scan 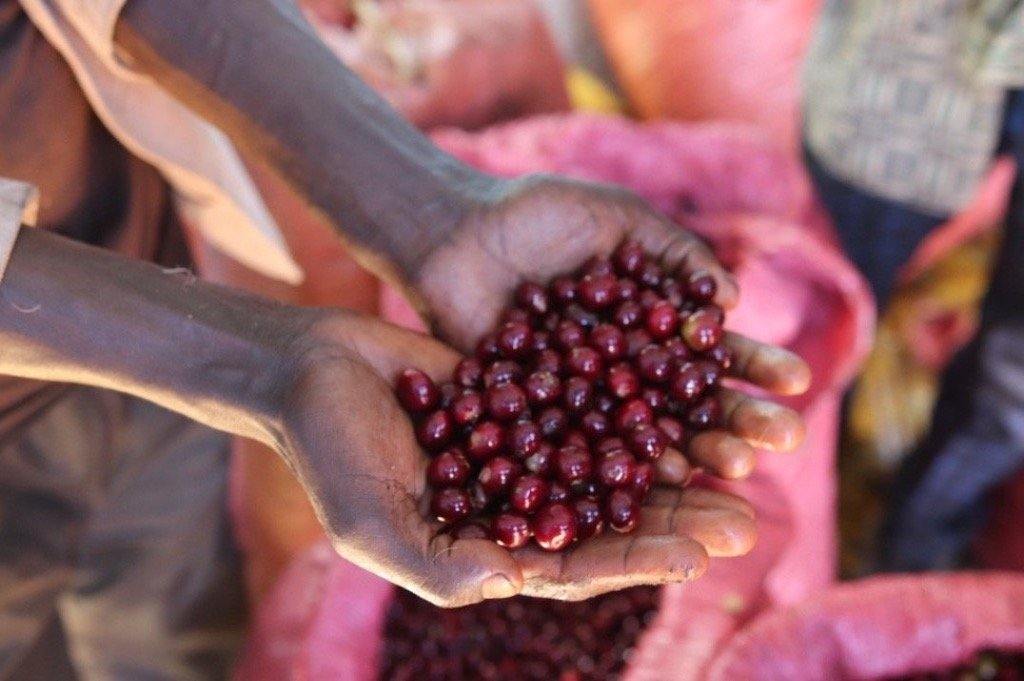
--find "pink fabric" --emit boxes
[237,115,874,680]
[706,573,1024,680]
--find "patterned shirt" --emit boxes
[804,0,1024,216]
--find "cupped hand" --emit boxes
[415,175,811,478]
[277,311,766,607]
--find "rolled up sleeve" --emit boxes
[0,179,39,284]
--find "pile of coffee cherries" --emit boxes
[893,651,1024,681]
[395,239,729,551]
[379,586,660,680]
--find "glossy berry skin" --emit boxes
[547,481,570,504]
[555,320,586,350]
[663,337,691,360]
[660,277,684,308]
[682,309,723,352]
[573,498,605,539]
[578,273,618,310]
[524,442,555,476]
[507,421,541,458]
[637,345,672,383]
[564,303,599,331]
[626,424,668,460]
[501,308,531,325]
[582,255,615,277]
[536,407,567,440]
[532,503,577,551]
[687,395,723,430]
[491,513,531,549]
[533,349,562,375]
[597,450,637,488]
[497,321,534,359]
[638,261,663,289]
[566,347,604,380]
[515,281,549,315]
[607,363,641,399]
[613,239,645,276]
[510,474,550,514]
[617,278,640,302]
[475,333,500,361]
[431,487,471,524]
[396,368,439,413]
[669,362,705,402]
[625,329,654,358]
[604,489,640,533]
[450,390,484,427]
[416,410,452,451]
[630,462,654,498]
[657,416,685,448]
[580,410,611,441]
[589,324,626,360]
[571,479,601,499]
[549,277,577,305]
[705,344,734,370]
[482,360,522,388]
[438,382,459,410]
[466,421,504,461]
[612,300,643,329]
[486,383,528,422]
[688,270,718,303]
[696,359,723,388]
[641,387,668,412]
[522,371,560,407]
[595,393,617,415]
[615,399,654,433]
[563,429,589,449]
[554,445,593,485]
[562,377,594,415]
[427,449,471,487]
[646,301,680,340]
[477,457,520,496]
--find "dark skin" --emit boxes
[0,0,809,607]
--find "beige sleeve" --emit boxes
[0,179,40,284]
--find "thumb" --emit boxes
[414,536,524,608]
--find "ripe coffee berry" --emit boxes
[395,239,729,552]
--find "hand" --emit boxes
[276,311,761,607]
[415,175,811,475]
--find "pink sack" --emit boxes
[706,573,1024,680]
[587,0,822,153]
[237,115,873,680]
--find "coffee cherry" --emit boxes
[638,261,663,289]
[416,410,453,451]
[589,323,626,360]
[467,421,504,461]
[562,376,594,415]
[515,281,549,315]
[597,450,637,488]
[613,239,646,276]
[596,437,627,455]
[607,363,641,399]
[630,462,654,498]
[580,410,611,441]
[497,321,534,359]
[578,273,618,310]
[573,498,605,539]
[547,481,570,504]
[536,407,568,440]
[475,333,501,361]
[687,395,723,430]
[450,390,484,427]
[533,349,562,375]
[682,309,723,352]
[688,270,718,303]
[605,489,640,533]
[705,344,733,370]
[478,456,520,496]
[641,387,668,412]
[645,301,680,340]
[427,449,471,487]
[491,513,531,548]
[637,345,672,383]
[549,277,577,305]
[555,445,593,485]
[668,362,705,402]
[482,360,522,388]
[617,278,640,301]
[486,383,528,422]
[396,368,439,413]
[612,300,643,329]
[615,399,654,433]
[501,308,531,326]
[507,421,541,458]
[626,424,668,460]
[524,371,561,406]
[431,487,471,524]
[524,441,555,476]
[510,474,549,514]
[555,320,586,350]
[657,416,685,448]
[567,346,603,380]
[532,503,577,551]
[625,329,654,358]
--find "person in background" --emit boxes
[0,0,809,677]
[802,1,1024,570]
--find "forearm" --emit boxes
[114,0,497,282]
[0,229,311,446]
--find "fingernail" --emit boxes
[481,574,518,600]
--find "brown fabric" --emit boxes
[0,0,188,425]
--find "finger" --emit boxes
[347,316,463,385]
[687,431,756,479]
[653,446,693,485]
[724,332,811,396]
[629,211,739,309]
[646,485,756,521]
[408,534,524,608]
[641,501,756,558]
[517,534,709,601]
[719,388,806,453]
